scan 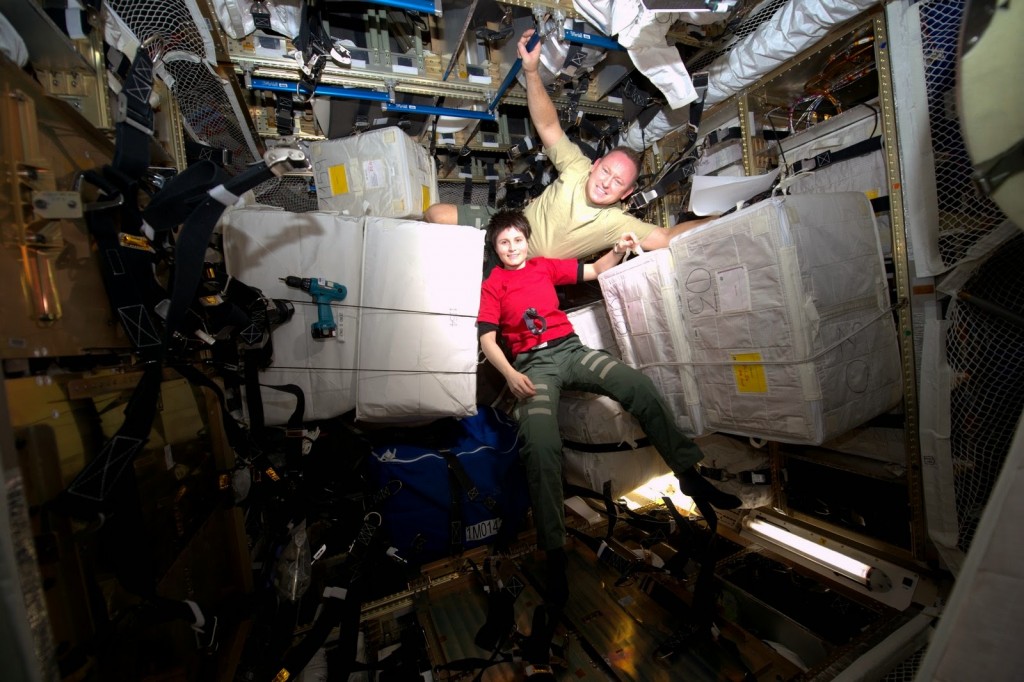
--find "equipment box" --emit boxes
[310,126,438,219]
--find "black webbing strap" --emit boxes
[704,125,742,147]
[791,135,883,174]
[67,150,306,512]
[251,0,273,32]
[276,92,295,136]
[484,161,499,207]
[460,160,474,204]
[112,50,155,179]
[441,450,503,552]
[184,137,232,168]
[354,99,371,131]
[507,135,536,161]
[65,362,163,506]
[277,512,382,681]
[697,463,771,485]
[627,73,709,211]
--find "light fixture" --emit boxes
[744,516,893,593]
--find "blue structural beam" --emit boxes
[250,78,494,121]
[383,102,495,121]
[252,78,389,102]
[364,0,441,16]
[563,29,623,51]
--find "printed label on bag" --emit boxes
[328,164,349,195]
[732,352,768,393]
[363,159,385,189]
[465,517,501,542]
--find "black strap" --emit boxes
[705,125,742,147]
[276,92,295,136]
[697,463,771,486]
[627,73,709,211]
[507,135,536,161]
[485,161,499,207]
[791,136,883,174]
[460,160,474,204]
[112,50,155,179]
[251,0,273,32]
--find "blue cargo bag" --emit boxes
[367,406,531,564]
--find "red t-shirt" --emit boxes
[477,258,582,358]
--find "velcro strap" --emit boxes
[705,126,742,147]
[276,92,294,136]
[252,1,273,32]
[792,136,882,174]
[507,135,534,161]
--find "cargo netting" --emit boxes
[107,0,260,174]
[918,0,1006,270]
[251,174,319,213]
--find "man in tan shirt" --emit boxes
[424,29,709,260]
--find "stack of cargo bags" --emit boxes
[220,126,480,426]
[584,191,902,503]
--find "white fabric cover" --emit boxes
[356,218,481,422]
[693,433,773,509]
[780,105,888,202]
[704,0,878,107]
[310,127,438,219]
[669,192,902,444]
[221,207,363,425]
[599,249,707,436]
[563,444,671,499]
[572,0,699,110]
[211,0,302,40]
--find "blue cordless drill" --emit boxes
[282,276,347,339]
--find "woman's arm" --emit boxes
[480,330,536,399]
[582,233,638,281]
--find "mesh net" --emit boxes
[252,175,320,213]
[107,0,259,175]
[881,643,927,681]
[918,0,1006,270]
[945,233,1024,553]
[438,180,506,208]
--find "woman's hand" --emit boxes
[505,370,537,399]
[612,232,640,256]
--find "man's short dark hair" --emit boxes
[485,209,532,249]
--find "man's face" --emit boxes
[585,151,638,206]
[494,226,529,270]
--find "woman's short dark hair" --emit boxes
[485,209,532,249]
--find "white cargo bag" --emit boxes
[310,127,438,219]
[599,249,707,436]
[356,218,481,422]
[669,192,902,444]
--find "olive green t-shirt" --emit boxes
[523,135,656,259]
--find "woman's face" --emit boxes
[494,226,529,270]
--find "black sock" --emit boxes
[679,468,742,509]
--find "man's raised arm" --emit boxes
[519,30,564,151]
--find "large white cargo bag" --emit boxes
[310,127,438,219]
[221,207,363,425]
[669,192,901,444]
[356,218,481,422]
[598,249,707,437]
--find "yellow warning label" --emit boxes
[865,189,880,200]
[422,185,430,212]
[328,164,349,195]
[272,670,290,682]
[732,353,768,393]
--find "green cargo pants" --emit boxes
[512,335,704,550]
